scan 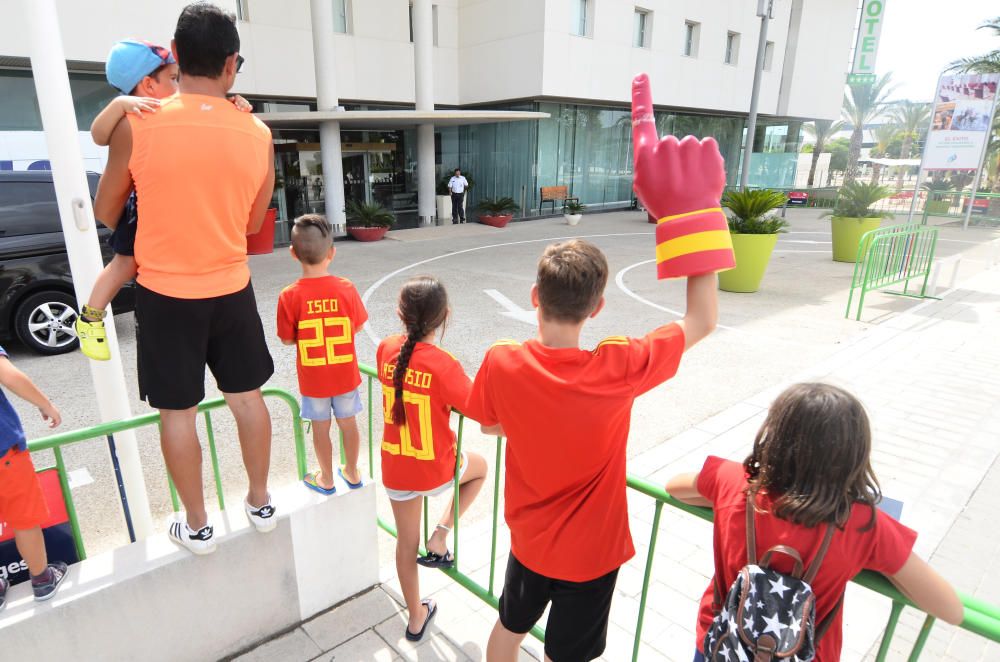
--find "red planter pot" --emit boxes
[478,214,513,228]
[347,226,389,242]
[246,207,278,254]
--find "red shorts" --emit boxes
[0,448,49,530]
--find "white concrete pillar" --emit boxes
[24,0,153,539]
[310,0,347,234]
[413,0,436,226]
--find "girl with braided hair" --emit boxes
[376,276,489,642]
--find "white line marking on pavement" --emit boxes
[484,289,537,325]
[613,260,739,331]
[360,232,653,346]
[67,468,94,490]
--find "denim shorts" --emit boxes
[384,452,468,502]
[301,388,363,421]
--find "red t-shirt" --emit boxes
[276,276,368,397]
[377,335,473,491]
[695,456,917,660]
[465,324,685,582]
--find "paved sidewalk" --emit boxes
[236,263,1000,661]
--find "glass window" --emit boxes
[633,10,650,48]
[432,5,439,46]
[764,40,774,70]
[0,70,115,132]
[725,31,740,65]
[236,0,249,21]
[684,21,699,57]
[408,3,413,42]
[570,0,589,37]
[0,181,61,236]
[334,0,349,34]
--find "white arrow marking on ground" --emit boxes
[67,468,94,490]
[484,289,537,325]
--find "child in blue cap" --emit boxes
[75,39,250,361]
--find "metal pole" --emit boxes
[739,0,772,190]
[310,0,347,235]
[24,0,153,539]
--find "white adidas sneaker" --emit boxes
[168,520,217,555]
[244,495,277,533]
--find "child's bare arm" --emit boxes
[888,553,964,625]
[280,339,295,346]
[481,423,504,436]
[91,96,160,146]
[0,357,61,428]
[665,472,713,507]
[675,272,719,350]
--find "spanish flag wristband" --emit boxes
[654,207,736,279]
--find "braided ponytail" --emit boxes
[390,276,449,427]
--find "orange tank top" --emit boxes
[127,93,272,299]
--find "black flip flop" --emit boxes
[416,550,454,569]
[405,599,437,642]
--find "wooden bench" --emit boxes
[540,185,579,213]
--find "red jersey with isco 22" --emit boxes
[277,276,368,397]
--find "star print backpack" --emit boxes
[702,492,840,662]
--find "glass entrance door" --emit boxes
[342,153,367,209]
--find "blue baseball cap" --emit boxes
[105,40,175,94]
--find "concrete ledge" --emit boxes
[0,481,378,662]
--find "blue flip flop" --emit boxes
[304,471,336,496]
[338,466,364,490]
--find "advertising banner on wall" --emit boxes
[923,73,1000,170]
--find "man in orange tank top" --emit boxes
[93,3,277,554]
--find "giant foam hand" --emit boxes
[631,73,735,279]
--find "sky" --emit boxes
[876,0,998,102]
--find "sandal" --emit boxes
[303,471,336,496]
[405,598,437,642]
[338,466,364,490]
[416,549,454,569]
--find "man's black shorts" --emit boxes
[135,281,274,410]
[498,553,619,662]
[108,191,138,256]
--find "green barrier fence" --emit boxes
[25,387,305,559]
[24,372,1000,660]
[845,223,940,320]
[355,364,1000,660]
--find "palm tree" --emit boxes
[868,124,898,185]
[803,120,843,187]
[842,73,895,184]
[948,16,1000,73]
[889,101,931,189]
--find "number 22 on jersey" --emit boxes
[298,317,353,366]
[381,386,435,461]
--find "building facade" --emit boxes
[2,0,859,229]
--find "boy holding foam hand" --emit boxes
[467,74,731,662]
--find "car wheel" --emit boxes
[14,291,80,355]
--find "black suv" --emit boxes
[0,171,134,355]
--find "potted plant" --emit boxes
[922,180,952,215]
[346,200,395,241]
[476,196,519,228]
[717,189,789,293]
[823,182,894,262]
[564,201,585,226]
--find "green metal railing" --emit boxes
[26,387,305,559]
[920,190,1000,225]
[23,371,1000,659]
[357,363,1000,660]
[846,223,940,320]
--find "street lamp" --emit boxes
[739,0,774,190]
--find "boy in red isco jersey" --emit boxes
[277,215,367,494]
[465,76,722,662]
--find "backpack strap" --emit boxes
[759,546,804,578]
[802,523,836,584]
[745,490,758,565]
[815,593,845,640]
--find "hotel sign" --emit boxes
[851,0,887,77]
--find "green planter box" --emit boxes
[718,233,779,293]
[831,216,882,263]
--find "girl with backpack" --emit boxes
[377,276,490,643]
[666,383,963,661]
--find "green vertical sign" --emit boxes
[851,0,887,75]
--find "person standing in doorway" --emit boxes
[448,168,469,224]
[93,2,277,555]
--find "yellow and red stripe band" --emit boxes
[654,208,735,279]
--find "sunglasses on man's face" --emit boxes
[235,54,245,73]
